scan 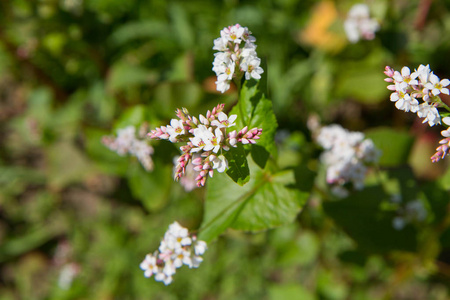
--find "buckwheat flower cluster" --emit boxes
[212,24,263,93]
[316,124,381,198]
[384,64,450,127]
[102,125,154,171]
[344,4,379,43]
[149,104,262,187]
[431,117,450,162]
[139,222,207,285]
[385,65,450,161]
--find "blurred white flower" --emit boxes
[344,4,379,43]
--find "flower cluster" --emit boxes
[149,104,262,187]
[140,222,207,285]
[384,64,449,126]
[431,117,450,162]
[102,125,154,171]
[389,196,427,230]
[384,64,450,161]
[344,4,379,43]
[212,24,264,93]
[316,124,381,198]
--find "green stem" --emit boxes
[435,96,450,112]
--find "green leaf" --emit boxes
[365,127,415,167]
[127,161,172,212]
[224,144,250,185]
[231,79,278,168]
[323,186,418,253]
[199,157,307,242]
[269,284,316,300]
[422,182,450,225]
[335,49,389,104]
[114,105,147,130]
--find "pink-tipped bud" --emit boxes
[384,66,395,77]
[192,157,202,165]
[240,126,248,135]
[241,138,249,144]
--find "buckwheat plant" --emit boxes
[316,124,381,198]
[384,64,450,161]
[149,104,262,187]
[140,221,207,285]
[102,125,154,171]
[212,24,264,93]
[344,4,379,43]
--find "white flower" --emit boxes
[443,117,450,126]
[425,74,450,96]
[241,56,264,80]
[166,119,185,142]
[103,125,154,171]
[212,24,262,93]
[190,125,214,153]
[412,64,431,85]
[202,128,223,153]
[213,37,228,51]
[140,221,207,285]
[194,240,207,256]
[317,124,380,197]
[211,154,228,173]
[417,103,441,126]
[211,112,237,128]
[140,254,158,278]
[393,67,419,86]
[344,4,379,43]
[215,79,231,93]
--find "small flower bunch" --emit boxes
[212,24,264,93]
[140,221,207,285]
[344,4,379,43]
[384,64,450,162]
[102,125,154,171]
[149,104,262,187]
[431,117,450,162]
[384,64,450,126]
[316,124,380,198]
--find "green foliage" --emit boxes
[1,0,450,298]
[323,186,418,253]
[365,127,415,167]
[200,157,308,242]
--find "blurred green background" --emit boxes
[1,0,450,299]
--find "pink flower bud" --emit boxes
[384,66,395,77]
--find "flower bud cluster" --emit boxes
[344,4,379,43]
[316,124,380,198]
[149,104,262,187]
[431,117,450,162]
[102,125,154,171]
[384,64,449,126]
[212,24,263,93]
[140,221,207,285]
